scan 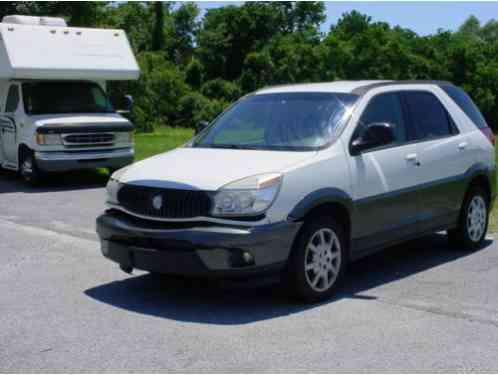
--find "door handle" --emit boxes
[458,142,468,150]
[405,153,421,166]
[405,153,418,161]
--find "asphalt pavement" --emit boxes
[1,169,498,372]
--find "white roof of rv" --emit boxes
[255,81,393,94]
[2,15,67,27]
[0,22,139,81]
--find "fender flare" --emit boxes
[464,162,496,201]
[287,188,353,222]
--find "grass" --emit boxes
[134,126,194,161]
[132,126,498,233]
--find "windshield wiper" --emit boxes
[198,144,256,149]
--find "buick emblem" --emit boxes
[152,194,163,210]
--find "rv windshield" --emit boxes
[193,92,358,151]
[22,81,114,115]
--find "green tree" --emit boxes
[239,51,275,92]
[151,2,166,51]
[200,78,241,102]
[168,2,199,63]
[185,58,204,89]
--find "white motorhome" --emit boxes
[0,15,140,183]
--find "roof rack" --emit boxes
[352,80,454,95]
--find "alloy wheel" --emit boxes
[304,228,342,292]
[467,195,487,242]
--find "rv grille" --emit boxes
[117,184,212,219]
[63,133,114,145]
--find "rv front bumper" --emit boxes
[96,210,302,278]
[34,148,134,172]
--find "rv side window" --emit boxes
[5,86,20,113]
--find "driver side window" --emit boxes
[5,85,20,113]
[357,92,407,144]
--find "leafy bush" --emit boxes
[177,92,228,128]
[200,79,242,102]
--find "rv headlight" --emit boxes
[211,173,282,217]
[36,133,62,145]
[114,131,134,144]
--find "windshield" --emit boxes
[193,92,358,151]
[22,81,114,115]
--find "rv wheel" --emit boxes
[20,150,42,185]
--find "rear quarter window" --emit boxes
[403,91,455,140]
[441,85,488,129]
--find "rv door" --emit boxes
[0,84,20,168]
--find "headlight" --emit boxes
[36,133,62,145]
[114,132,133,144]
[212,173,282,217]
[106,166,131,205]
[106,177,122,205]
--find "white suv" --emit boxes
[97,80,496,302]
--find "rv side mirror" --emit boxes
[115,95,134,114]
[195,121,209,135]
[123,95,134,111]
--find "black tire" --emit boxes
[448,186,489,250]
[286,215,347,303]
[19,149,42,185]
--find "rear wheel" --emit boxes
[19,149,42,185]
[287,215,347,303]
[448,186,489,250]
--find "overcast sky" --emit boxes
[196,1,498,35]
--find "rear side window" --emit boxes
[5,85,19,113]
[403,91,454,140]
[441,85,488,129]
[358,92,407,143]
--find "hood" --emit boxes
[31,113,133,134]
[32,113,130,126]
[119,147,317,191]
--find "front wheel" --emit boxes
[19,150,42,185]
[287,215,347,303]
[448,186,489,250]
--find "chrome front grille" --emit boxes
[62,133,115,146]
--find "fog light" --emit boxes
[230,250,255,268]
[242,251,253,264]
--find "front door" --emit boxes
[348,92,421,253]
[0,84,20,168]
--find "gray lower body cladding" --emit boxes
[351,165,495,258]
[96,210,302,278]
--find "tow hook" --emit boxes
[120,265,133,274]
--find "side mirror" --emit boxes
[115,95,133,114]
[195,120,209,135]
[122,95,133,112]
[351,122,395,155]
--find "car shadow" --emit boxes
[0,168,109,193]
[84,233,493,325]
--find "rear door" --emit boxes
[0,84,20,168]
[402,90,471,231]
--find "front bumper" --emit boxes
[96,210,302,278]
[35,148,134,172]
